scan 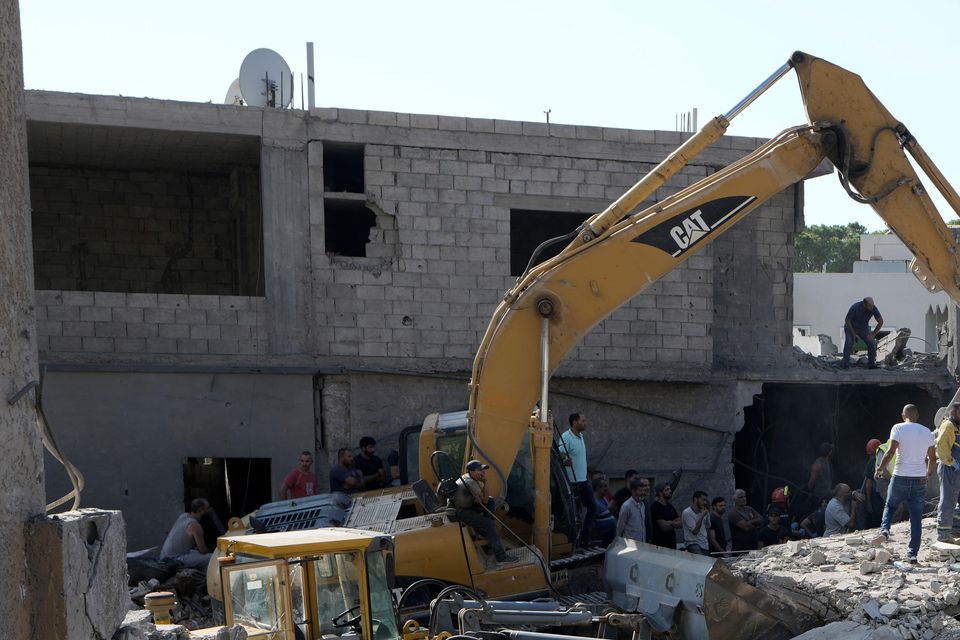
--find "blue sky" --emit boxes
[19,0,960,228]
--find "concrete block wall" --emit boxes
[712,190,799,369]
[34,290,267,357]
[26,95,800,378]
[307,110,774,376]
[30,166,254,295]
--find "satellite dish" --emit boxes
[239,48,293,108]
[224,78,243,105]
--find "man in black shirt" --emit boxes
[650,483,682,549]
[758,508,791,548]
[708,496,731,555]
[354,436,386,490]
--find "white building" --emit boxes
[793,233,950,355]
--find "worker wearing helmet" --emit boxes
[862,439,884,528]
[935,403,960,543]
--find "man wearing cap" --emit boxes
[862,438,884,528]
[451,460,509,563]
[936,403,960,542]
[560,413,597,548]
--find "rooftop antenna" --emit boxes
[544,109,551,124]
[239,48,293,108]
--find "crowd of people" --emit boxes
[581,401,960,564]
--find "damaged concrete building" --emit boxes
[23,88,958,552]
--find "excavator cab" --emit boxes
[212,529,400,640]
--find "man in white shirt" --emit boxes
[681,490,710,555]
[874,404,935,563]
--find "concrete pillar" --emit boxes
[0,0,46,638]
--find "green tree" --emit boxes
[795,222,870,273]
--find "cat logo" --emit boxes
[669,210,710,252]
[631,195,757,257]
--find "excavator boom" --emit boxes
[465,51,960,550]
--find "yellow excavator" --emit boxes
[229,50,960,610]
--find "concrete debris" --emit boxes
[112,607,248,640]
[732,518,960,640]
[878,328,911,366]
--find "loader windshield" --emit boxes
[313,551,363,637]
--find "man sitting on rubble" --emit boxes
[823,483,863,536]
[840,296,883,369]
[160,498,213,570]
[449,459,511,564]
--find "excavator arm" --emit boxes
[463,52,960,549]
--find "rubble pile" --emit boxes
[732,519,960,639]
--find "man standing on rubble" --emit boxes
[935,403,960,543]
[841,296,883,369]
[874,404,935,562]
[560,413,597,548]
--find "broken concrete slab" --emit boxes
[879,328,911,365]
[788,619,899,640]
[28,509,127,640]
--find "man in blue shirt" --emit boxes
[841,297,883,369]
[560,412,597,548]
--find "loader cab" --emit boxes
[399,410,577,551]
[215,529,399,640]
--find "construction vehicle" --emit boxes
[231,50,960,611]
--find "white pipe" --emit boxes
[540,317,549,422]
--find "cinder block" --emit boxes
[48,305,80,321]
[48,335,82,351]
[177,338,209,354]
[82,337,114,352]
[27,510,127,640]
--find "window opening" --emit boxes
[509,209,591,276]
[325,200,377,257]
[323,142,365,193]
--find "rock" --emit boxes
[847,536,865,546]
[819,564,837,572]
[840,554,856,563]
[945,589,960,606]
[930,580,942,593]
[861,561,879,575]
[810,549,827,566]
[863,599,882,619]
[880,601,900,616]
[875,549,892,564]
[882,574,906,588]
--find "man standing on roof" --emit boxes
[560,413,597,548]
[841,297,883,369]
[935,403,960,543]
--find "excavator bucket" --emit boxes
[604,538,820,639]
